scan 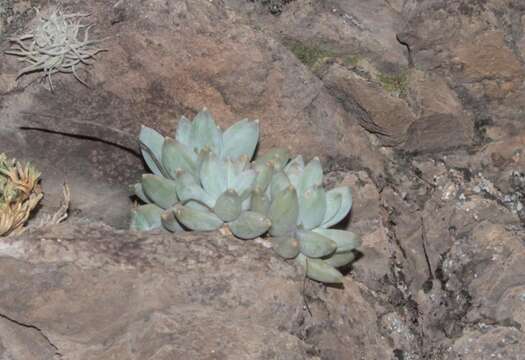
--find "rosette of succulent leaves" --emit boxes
[0,154,43,236]
[251,151,361,283]
[5,7,106,90]
[131,109,360,284]
[131,109,270,240]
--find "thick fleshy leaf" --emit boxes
[284,155,304,190]
[269,186,299,236]
[298,185,326,230]
[222,119,259,160]
[322,191,342,227]
[269,170,291,201]
[161,208,185,232]
[190,109,223,154]
[323,251,356,268]
[241,197,251,211]
[130,204,163,231]
[174,171,214,208]
[299,157,323,195]
[296,254,344,284]
[214,190,242,222]
[272,237,300,259]
[251,189,270,216]
[225,158,244,187]
[297,230,337,258]
[129,183,150,204]
[321,187,352,228]
[312,229,361,253]
[200,153,227,200]
[175,116,192,147]
[231,169,257,200]
[173,204,223,231]
[254,162,274,192]
[228,211,271,239]
[161,138,198,179]
[141,174,178,209]
[254,148,291,170]
[139,126,165,176]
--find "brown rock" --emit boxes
[409,70,464,117]
[403,113,474,153]
[340,171,399,291]
[322,63,416,146]
[227,0,408,70]
[0,0,385,227]
[452,31,524,82]
[0,222,393,359]
[447,327,525,360]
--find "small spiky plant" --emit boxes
[0,154,43,236]
[5,7,106,89]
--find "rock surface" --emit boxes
[0,0,385,227]
[0,222,392,359]
[0,0,524,358]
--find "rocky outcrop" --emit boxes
[0,0,385,228]
[0,0,524,358]
[0,222,393,359]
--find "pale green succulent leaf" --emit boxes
[225,159,241,187]
[269,170,291,201]
[161,138,198,180]
[231,169,257,200]
[284,155,304,190]
[184,200,208,210]
[200,153,228,200]
[312,228,361,253]
[297,230,337,258]
[130,204,163,231]
[175,116,192,147]
[190,108,223,154]
[298,185,327,230]
[250,190,270,216]
[139,126,165,176]
[226,156,250,187]
[222,119,259,160]
[173,204,223,231]
[174,171,215,208]
[129,183,150,204]
[321,186,352,228]
[141,174,178,209]
[214,190,242,222]
[254,148,291,170]
[228,211,271,239]
[323,251,356,268]
[241,197,251,211]
[272,237,301,259]
[296,254,344,284]
[269,186,299,236]
[322,191,342,227]
[299,157,323,195]
[161,208,185,232]
[254,162,274,192]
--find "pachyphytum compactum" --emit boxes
[130,109,361,284]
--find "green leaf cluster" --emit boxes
[131,109,360,284]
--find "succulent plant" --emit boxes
[254,155,360,284]
[0,154,43,236]
[130,109,361,285]
[5,7,106,90]
[130,109,271,239]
